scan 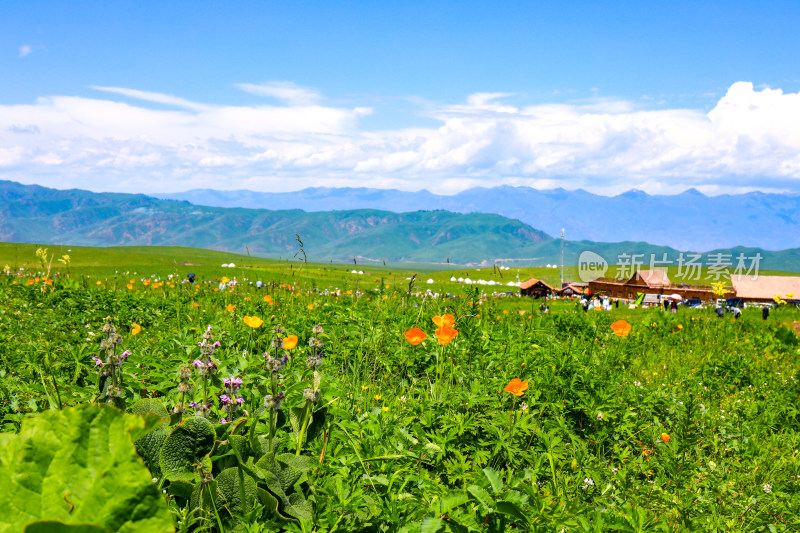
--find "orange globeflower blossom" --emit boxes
[45,279,53,286]
[126,284,133,290]
[404,328,427,345]
[610,320,632,337]
[129,279,135,284]
[661,433,671,443]
[27,279,34,286]
[143,279,151,286]
[192,302,200,308]
[432,314,455,328]
[243,315,264,328]
[504,378,529,396]
[435,325,458,345]
[226,304,236,313]
[283,335,298,350]
[307,304,314,310]
[264,295,272,303]
[131,323,141,336]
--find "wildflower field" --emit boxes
[1,247,800,532]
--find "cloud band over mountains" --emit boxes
[1,81,799,195]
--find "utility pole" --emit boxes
[560,228,565,288]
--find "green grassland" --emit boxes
[1,243,800,531]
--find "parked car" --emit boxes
[680,297,702,308]
[725,297,745,308]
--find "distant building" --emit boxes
[730,275,800,303]
[558,282,588,296]
[588,270,723,301]
[519,278,555,298]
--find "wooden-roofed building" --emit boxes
[588,270,721,301]
[519,278,555,298]
[730,275,800,303]
[559,282,588,296]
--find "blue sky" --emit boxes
[2,1,800,195]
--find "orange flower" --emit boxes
[143,279,151,286]
[226,304,236,313]
[243,315,264,328]
[307,304,314,310]
[264,295,272,303]
[126,284,133,290]
[404,328,427,345]
[661,433,671,443]
[282,335,298,350]
[129,279,135,284]
[27,279,34,286]
[504,378,529,396]
[45,279,52,286]
[192,302,200,308]
[432,314,455,328]
[610,320,631,337]
[435,325,458,345]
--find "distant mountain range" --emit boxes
[3,180,800,271]
[155,186,800,251]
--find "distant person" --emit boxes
[732,307,742,319]
[762,306,770,320]
[671,300,678,314]
[664,299,670,311]
[716,306,725,319]
[187,273,195,283]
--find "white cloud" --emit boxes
[91,86,211,111]
[2,81,800,195]
[237,81,321,106]
[18,45,32,58]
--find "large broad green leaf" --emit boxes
[159,417,216,482]
[215,467,258,519]
[0,403,174,533]
[24,522,110,533]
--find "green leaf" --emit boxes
[420,516,443,533]
[495,501,528,524]
[0,403,173,533]
[467,485,494,513]
[24,522,110,533]
[129,399,169,419]
[433,492,469,515]
[215,467,258,519]
[289,406,305,439]
[159,416,215,482]
[482,467,503,495]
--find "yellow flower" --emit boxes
[221,277,230,284]
[131,323,141,335]
[307,304,314,310]
[96,280,102,286]
[373,394,382,401]
[243,315,264,328]
[361,385,369,391]
[382,406,389,412]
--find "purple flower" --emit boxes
[192,359,204,368]
[236,396,245,405]
[220,417,228,424]
[213,341,221,348]
[223,377,243,389]
[220,394,231,406]
[190,401,199,408]
[121,350,131,361]
[92,356,104,367]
